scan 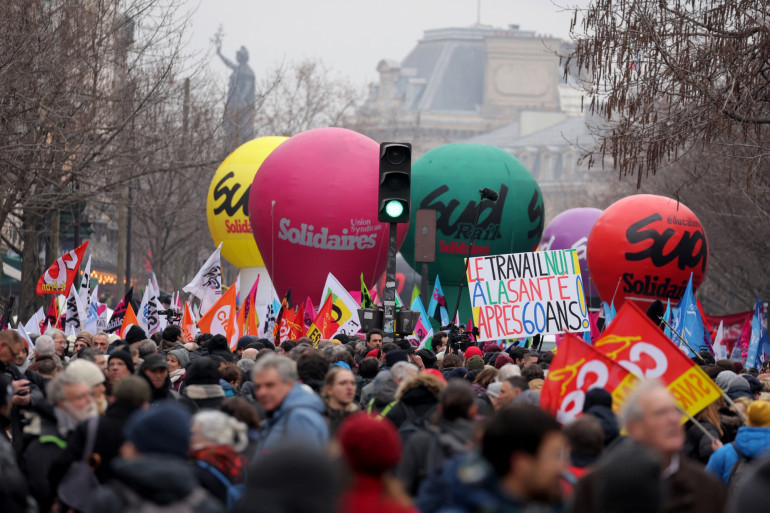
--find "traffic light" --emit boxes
[378,142,411,223]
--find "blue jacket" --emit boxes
[706,426,770,483]
[254,384,329,457]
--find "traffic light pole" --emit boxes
[382,221,398,343]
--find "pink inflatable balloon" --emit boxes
[249,128,409,301]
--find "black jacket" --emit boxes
[89,455,224,513]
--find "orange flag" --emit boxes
[120,303,140,339]
[306,294,339,345]
[276,307,298,343]
[197,284,237,348]
[540,332,638,424]
[288,302,306,340]
[181,302,198,342]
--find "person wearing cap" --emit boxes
[67,359,108,414]
[323,365,359,435]
[90,400,223,512]
[337,413,418,513]
[109,350,134,383]
[706,400,770,484]
[139,353,180,402]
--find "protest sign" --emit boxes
[466,249,590,342]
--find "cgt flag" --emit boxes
[197,284,237,344]
[307,294,339,345]
[594,301,722,418]
[541,332,638,424]
[37,242,89,296]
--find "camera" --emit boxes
[441,323,479,353]
[158,308,182,325]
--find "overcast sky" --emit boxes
[181,0,590,86]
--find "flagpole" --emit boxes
[450,188,498,328]
[383,222,398,343]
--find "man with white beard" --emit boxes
[18,371,97,512]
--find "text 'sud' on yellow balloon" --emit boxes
[206,136,288,268]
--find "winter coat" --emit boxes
[339,475,419,513]
[706,426,770,483]
[683,420,721,464]
[180,384,226,412]
[417,453,560,513]
[397,418,474,496]
[360,368,391,408]
[324,402,359,436]
[367,376,399,414]
[0,428,30,513]
[1,360,45,454]
[88,455,224,513]
[573,448,725,513]
[385,373,443,429]
[583,404,620,447]
[254,383,329,457]
[56,400,142,485]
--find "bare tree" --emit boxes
[566,0,770,185]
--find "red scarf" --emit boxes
[191,445,246,482]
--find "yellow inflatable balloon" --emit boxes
[206,136,288,268]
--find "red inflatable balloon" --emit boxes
[249,128,408,302]
[587,194,708,309]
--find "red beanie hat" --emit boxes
[422,368,446,383]
[337,413,401,475]
[464,346,483,359]
[366,349,379,359]
[494,353,515,369]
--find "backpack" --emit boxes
[196,460,245,512]
[397,406,434,444]
[727,443,753,493]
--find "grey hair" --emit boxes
[496,363,522,381]
[237,357,256,375]
[35,335,55,357]
[252,354,298,383]
[620,380,668,430]
[390,361,419,383]
[192,410,249,452]
[136,339,157,358]
[47,371,87,406]
[44,328,65,339]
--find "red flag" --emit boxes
[541,333,638,424]
[304,296,316,329]
[288,302,306,340]
[272,289,293,340]
[120,303,140,339]
[36,242,89,296]
[276,307,297,343]
[704,310,752,354]
[40,296,60,333]
[306,294,339,344]
[594,302,722,417]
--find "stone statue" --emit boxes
[215,32,255,148]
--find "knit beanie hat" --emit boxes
[464,346,483,359]
[109,350,135,374]
[385,349,409,368]
[124,325,147,346]
[236,335,258,351]
[487,382,503,399]
[66,359,105,387]
[494,354,515,370]
[337,413,401,475]
[747,401,770,427]
[168,348,190,369]
[584,388,613,411]
[123,400,191,458]
[113,375,151,405]
[185,357,220,385]
[465,355,485,371]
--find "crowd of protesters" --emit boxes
[1,324,769,513]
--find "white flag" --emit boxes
[84,284,100,334]
[320,273,361,336]
[183,243,223,315]
[65,285,87,333]
[78,255,92,307]
[17,323,32,348]
[24,307,45,336]
[417,328,434,350]
[138,282,151,331]
[713,320,726,360]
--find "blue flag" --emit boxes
[602,301,616,327]
[663,298,673,338]
[675,273,706,357]
[746,298,769,370]
[428,275,450,327]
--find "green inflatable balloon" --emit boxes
[402,144,544,323]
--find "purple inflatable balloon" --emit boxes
[538,208,603,306]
